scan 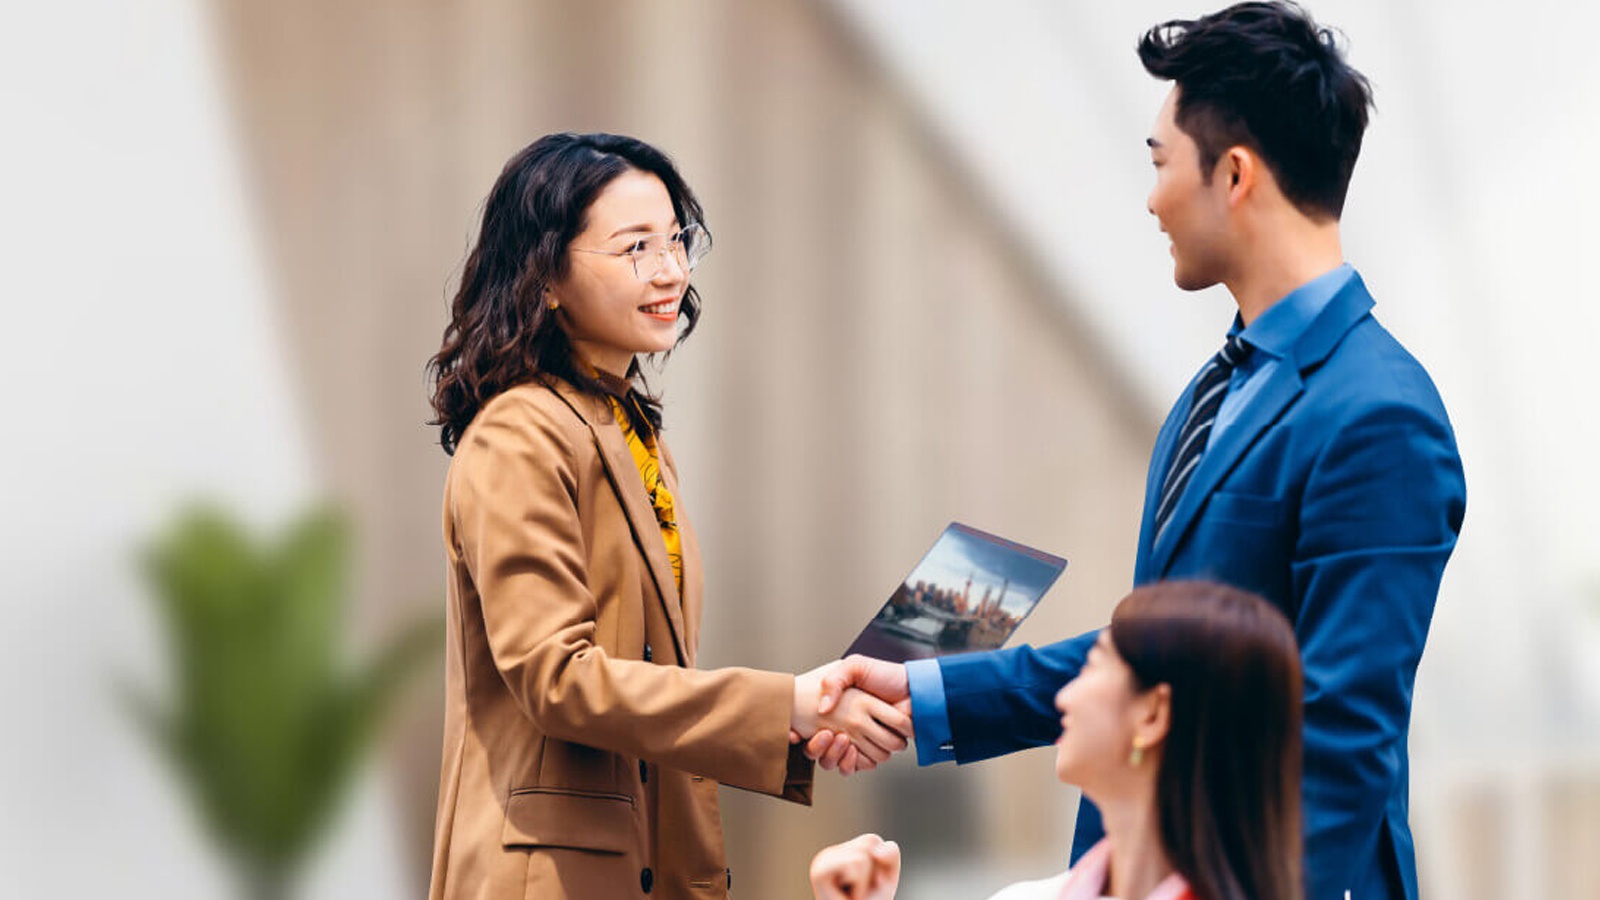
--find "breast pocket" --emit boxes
[1203,490,1287,528]
[1183,491,1294,603]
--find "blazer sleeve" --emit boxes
[937,628,1098,764]
[452,393,811,804]
[1292,399,1465,897]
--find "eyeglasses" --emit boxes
[571,223,711,282]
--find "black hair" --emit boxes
[1139,1,1373,219]
[428,132,706,454]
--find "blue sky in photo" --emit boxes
[903,526,1065,615]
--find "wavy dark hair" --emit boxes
[428,132,706,454]
[1138,1,1373,219]
[1109,581,1304,900]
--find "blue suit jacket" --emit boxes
[935,274,1465,900]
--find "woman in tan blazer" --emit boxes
[424,133,910,900]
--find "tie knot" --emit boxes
[1218,334,1251,368]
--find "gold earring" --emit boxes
[547,299,559,311]
[1129,741,1145,767]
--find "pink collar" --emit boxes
[1057,841,1193,900]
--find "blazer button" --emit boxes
[640,867,654,894]
[643,643,653,662]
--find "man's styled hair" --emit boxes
[1139,1,1373,219]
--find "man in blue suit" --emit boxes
[808,4,1466,898]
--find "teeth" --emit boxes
[641,302,675,314]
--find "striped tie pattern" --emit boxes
[1153,334,1252,540]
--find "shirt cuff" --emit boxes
[906,657,956,765]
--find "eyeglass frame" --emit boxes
[569,222,711,282]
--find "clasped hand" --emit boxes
[790,655,912,774]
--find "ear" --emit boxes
[1219,146,1257,208]
[1133,683,1173,750]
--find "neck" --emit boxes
[570,341,634,379]
[1097,786,1174,900]
[1224,213,1343,326]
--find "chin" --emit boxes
[1053,746,1078,786]
[1173,267,1220,292]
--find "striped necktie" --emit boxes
[1153,334,1252,540]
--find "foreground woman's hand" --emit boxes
[810,833,901,900]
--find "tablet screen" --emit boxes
[843,522,1067,661]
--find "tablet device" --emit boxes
[843,522,1067,662]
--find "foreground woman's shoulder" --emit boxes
[452,382,597,472]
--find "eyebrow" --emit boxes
[606,221,679,240]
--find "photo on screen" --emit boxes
[843,522,1067,662]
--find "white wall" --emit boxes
[0,1,403,896]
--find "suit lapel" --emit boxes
[1136,387,1195,582]
[549,379,691,665]
[1147,274,1376,576]
[1148,366,1302,573]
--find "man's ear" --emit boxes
[1221,146,1257,207]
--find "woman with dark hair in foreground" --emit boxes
[811,580,1303,900]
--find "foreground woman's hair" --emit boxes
[1111,580,1303,900]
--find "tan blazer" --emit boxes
[429,378,813,900]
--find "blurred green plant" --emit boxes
[122,503,442,900]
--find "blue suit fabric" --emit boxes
[934,272,1465,900]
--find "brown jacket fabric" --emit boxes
[429,378,813,900]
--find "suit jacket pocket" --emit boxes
[502,787,636,853]
[1204,490,1287,528]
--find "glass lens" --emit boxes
[627,226,711,281]
[682,224,710,269]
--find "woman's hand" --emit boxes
[793,663,912,768]
[810,833,901,900]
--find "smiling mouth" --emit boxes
[639,299,678,317]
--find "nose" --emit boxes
[1055,680,1071,714]
[650,246,688,285]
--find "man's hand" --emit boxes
[793,660,912,769]
[809,833,901,900]
[796,655,912,774]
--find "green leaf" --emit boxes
[123,501,442,892]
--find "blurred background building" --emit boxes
[3,0,1597,898]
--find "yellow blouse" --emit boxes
[606,395,683,599]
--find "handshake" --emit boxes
[788,656,914,774]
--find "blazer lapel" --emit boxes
[549,379,691,665]
[658,440,702,667]
[1148,274,1376,575]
